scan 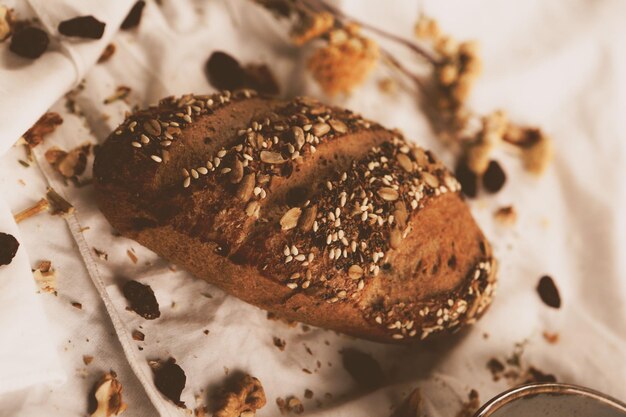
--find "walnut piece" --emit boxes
[23,112,63,148]
[45,144,91,179]
[33,260,56,294]
[89,371,127,417]
[214,375,266,417]
[390,388,422,417]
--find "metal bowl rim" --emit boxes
[474,383,626,417]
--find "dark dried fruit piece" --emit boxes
[205,51,245,91]
[243,63,280,95]
[455,159,478,198]
[151,358,186,407]
[58,15,106,39]
[205,51,280,95]
[0,232,19,266]
[121,1,146,30]
[122,280,161,319]
[97,43,116,63]
[340,348,384,390]
[483,160,506,193]
[536,275,561,309]
[10,26,49,59]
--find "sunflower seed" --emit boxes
[143,119,161,136]
[328,119,347,134]
[377,187,399,201]
[291,126,305,150]
[312,122,330,137]
[245,200,260,217]
[237,173,255,201]
[260,151,287,164]
[397,153,413,172]
[348,264,363,280]
[298,205,317,232]
[230,158,244,183]
[280,207,302,231]
[422,172,440,188]
[390,227,402,249]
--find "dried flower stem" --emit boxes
[14,199,49,223]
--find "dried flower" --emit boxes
[466,111,507,175]
[414,16,440,40]
[291,11,334,45]
[0,5,15,42]
[307,25,379,96]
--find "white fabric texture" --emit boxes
[0,198,64,395]
[0,0,625,416]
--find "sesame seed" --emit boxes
[183,177,191,188]
[131,141,142,148]
[140,134,150,144]
[286,283,298,290]
[150,155,162,163]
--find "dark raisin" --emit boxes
[9,26,49,59]
[0,233,19,266]
[455,159,478,198]
[483,160,506,193]
[152,358,186,407]
[58,15,106,39]
[205,51,245,91]
[536,275,561,309]
[122,280,161,319]
[121,1,145,30]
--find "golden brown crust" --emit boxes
[94,90,496,344]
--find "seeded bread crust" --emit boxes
[94,90,496,344]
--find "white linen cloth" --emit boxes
[0,198,64,395]
[0,0,134,397]
[0,0,625,416]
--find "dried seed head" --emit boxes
[260,151,287,164]
[377,187,399,201]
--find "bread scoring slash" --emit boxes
[93,90,496,344]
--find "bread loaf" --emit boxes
[93,90,496,344]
